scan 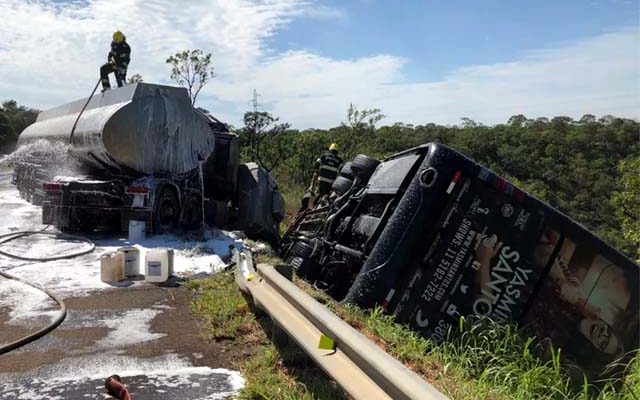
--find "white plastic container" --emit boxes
[118,247,140,276]
[100,252,125,283]
[145,249,174,283]
[128,220,145,242]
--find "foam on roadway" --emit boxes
[0,169,245,399]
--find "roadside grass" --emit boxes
[187,272,347,400]
[188,274,255,339]
[277,180,306,236]
[240,344,344,400]
[189,259,639,400]
[294,277,640,400]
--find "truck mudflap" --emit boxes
[43,203,130,232]
[236,162,284,245]
[12,162,47,205]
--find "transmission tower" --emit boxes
[251,89,261,113]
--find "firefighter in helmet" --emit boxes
[307,143,343,205]
[100,30,131,92]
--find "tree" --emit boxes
[340,103,385,159]
[579,114,596,125]
[166,49,215,106]
[0,111,13,150]
[507,114,528,128]
[239,90,290,172]
[460,117,478,128]
[612,157,640,262]
[0,100,38,152]
[128,74,144,84]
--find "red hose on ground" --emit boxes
[105,375,132,400]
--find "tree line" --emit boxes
[0,100,38,153]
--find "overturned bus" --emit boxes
[282,142,639,380]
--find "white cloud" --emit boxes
[0,0,637,129]
[0,0,311,105]
[218,28,639,128]
[301,5,348,21]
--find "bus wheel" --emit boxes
[351,155,380,180]
[331,176,353,196]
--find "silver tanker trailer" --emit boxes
[11,83,284,244]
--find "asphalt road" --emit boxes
[0,169,243,399]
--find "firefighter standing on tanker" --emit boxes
[100,31,131,92]
[308,143,343,201]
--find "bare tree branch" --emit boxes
[166,49,215,106]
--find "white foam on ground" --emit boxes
[0,279,58,326]
[0,232,239,299]
[0,172,242,327]
[95,229,239,277]
[94,308,166,349]
[0,353,245,399]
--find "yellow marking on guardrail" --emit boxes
[319,334,336,350]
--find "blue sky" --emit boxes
[0,0,638,128]
[276,0,639,81]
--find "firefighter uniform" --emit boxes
[100,31,131,91]
[314,149,343,196]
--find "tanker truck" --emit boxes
[11,83,284,244]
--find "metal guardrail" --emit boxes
[233,248,449,400]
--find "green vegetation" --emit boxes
[188,273,254,339]
[0,100,38,153]
[612,156,640,262]
[240,344,345,400]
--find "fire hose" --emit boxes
[0,230,95,354]
[0,230,134,398]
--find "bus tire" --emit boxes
[331,176,353,196]
[351,155,380,180]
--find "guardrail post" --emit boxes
[274,263,293,281]
[271,322,289,347]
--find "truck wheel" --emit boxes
[351,155,380,180]
[331,176,353,196]
[154,187,179,233]
[180,193,203,230]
